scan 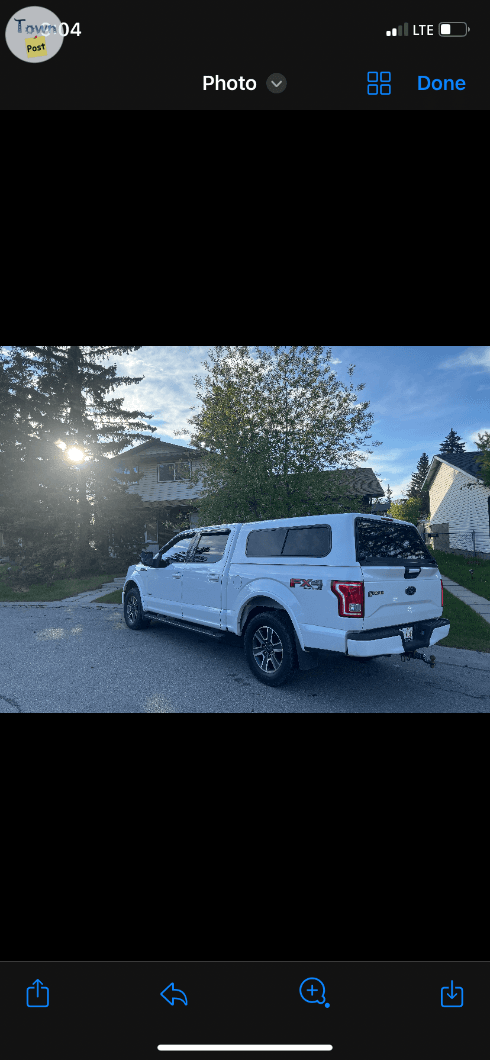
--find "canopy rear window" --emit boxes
[355,518,437,567]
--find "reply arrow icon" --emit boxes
[161,983,188,1006]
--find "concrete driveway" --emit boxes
[1,601,489,712]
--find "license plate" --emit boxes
[401,626,413,640]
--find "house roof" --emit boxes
[110,438,201,461]
[111,440,384,499]
[295,467,384,498]
[422,451,490,491]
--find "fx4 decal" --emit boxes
[289,578,323,589]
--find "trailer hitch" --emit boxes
[400,650,436,668]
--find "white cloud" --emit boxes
[436,347,490,372]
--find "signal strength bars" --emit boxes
[386,22,409,34]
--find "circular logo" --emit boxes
[405,586,416,595]
[5,6,64,62]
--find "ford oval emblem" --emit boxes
[405,586,416,595]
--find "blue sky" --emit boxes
[4,346,490,501]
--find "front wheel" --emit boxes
[124,587,152,629]
[244,610,298,687]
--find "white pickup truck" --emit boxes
[122,512,450,687]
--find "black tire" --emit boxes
[244,610,298,687]
[124,587,152,629]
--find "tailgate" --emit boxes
[361,565,442,628]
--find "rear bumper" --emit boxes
[346,617,450,658]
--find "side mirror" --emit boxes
[140,550,155,566]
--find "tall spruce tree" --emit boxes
[0,346,177,587]
[0,348,79,581]
[438,428,466,454]
[473,430,490,490]
[403,452,431,516]
[384,483,393,507]
[173,346,382,524]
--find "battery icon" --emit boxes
[438,22,468,35]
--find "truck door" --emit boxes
[145,533,197,617]
[181,529,231,628]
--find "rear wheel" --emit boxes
[244,610,298,687]
[124,587,152,629]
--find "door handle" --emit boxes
[172,573,182,578]
[208,574,220,582]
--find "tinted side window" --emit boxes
[192,530,230,563]
[160,532,195,556]
[245,525,331,557]
[160,534,181,556]
[246,529,287,557]
[355,518,436,567]
[282,525,332,557]
[161,533,197,564]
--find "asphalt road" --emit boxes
[1,602,490,713]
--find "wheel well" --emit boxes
[123,580,140,598]
[240,597,288,635]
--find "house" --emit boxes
[106,438,386,556]
[419,451,490,558]
[0,437,386,561]
[107,438,205,556]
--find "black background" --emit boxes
[1,1,488,109]
[2,962,486,1060]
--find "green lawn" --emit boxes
[438,587,490,653]
[425,545,490,653]
[92,588,124,604]
[0,563,127,603]
[428,546,490,601]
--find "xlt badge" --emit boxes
[368,590,384,596]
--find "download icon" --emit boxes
[441,980,463,1007]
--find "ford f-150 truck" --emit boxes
[122,512,450,687]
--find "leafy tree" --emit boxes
[0,346,170,587]
[438,428,466,454]
[402,452,431,517]
[473,430,490,490]
[388,496,425,525]
[173,346,383,524]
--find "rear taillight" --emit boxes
[441,578,443,607]
[331,581,364,617]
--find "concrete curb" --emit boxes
[0,600,123,608]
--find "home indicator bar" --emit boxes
[157,1049,333,1053]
